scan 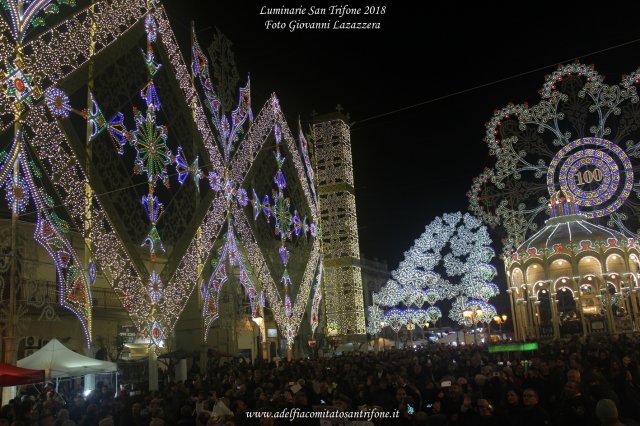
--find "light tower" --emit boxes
[312,112,366,338]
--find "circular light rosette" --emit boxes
[44,87,71,119]
[547,137,633,218]
[145,15,158,43]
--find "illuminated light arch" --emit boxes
[606,253,627,275]
[525,262,544,286]
[533,281,550,298]
[511,268,524,286]
[578,255,602,276]
[0,1,325,349]
[0,0,151,344]
[553,276,576,293]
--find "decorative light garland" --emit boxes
[310,256,323,336]
[15,133,93,346]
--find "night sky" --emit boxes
[163,1,640,276]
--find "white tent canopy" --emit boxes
[17,339,117,379]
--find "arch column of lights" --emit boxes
[191,26,322,356]
[0,0,323,361]
[27,4,229,345]
[0,0,151,350]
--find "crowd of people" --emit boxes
[2,333,640,425]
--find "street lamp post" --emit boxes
[406,322,415,347]
[463,308,483,345]
[307,338,317,358]
[252,311,267,362]
[493,314,508,339]
[375,320,386,354]
[327,327,339,355]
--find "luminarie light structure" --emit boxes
[368,212,498,333]
[469,63,640,256]
[0,0,153,347]
[469,63,640,340]
[0,0,324,356]
[191,25,322,348]
[312,116,365,336]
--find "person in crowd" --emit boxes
[596,398,626,426]
[500,387,523,426]
[521,387,551,426]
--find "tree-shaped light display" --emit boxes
[368,212,499,333]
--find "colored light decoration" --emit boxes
[298,119,318,210]
[426,306,442,322]
[148,271,163,304]
[208,171,222,191]
[2,165,30,214]
[190,23,252,162]
[191,19,321,347]
[469,63,640,254]
[385,309,404,334]
[368,212,498,330]
[284,295,292,317]
[85,91,107,141]
[0,59,42,114]
[310,257,323,336]
[130,105,171,187]
[88,261,96,284]
[202,220,258,340]
[549,138,633,217]
[174,146,190,184]
[149,318,165,348]
[236,187,248,207]
[414,310,430,328]
[44,87,71,119]
[13,132,93,346]
[144,15,158,43]
[107,112,128,153]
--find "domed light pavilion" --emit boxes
[505,191,640,340]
